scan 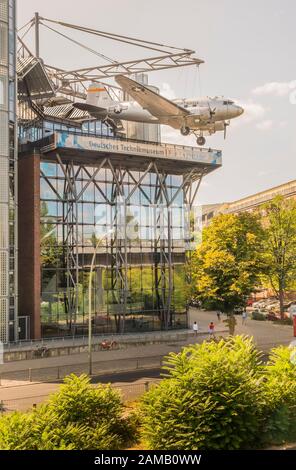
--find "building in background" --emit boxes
[202,179,296,227]
[0,0,17,343]
[123,73,161,143]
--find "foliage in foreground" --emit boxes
[140,336,296,450]
[0,375,137,450]
[1,340,296,451]
[260,346,296,445]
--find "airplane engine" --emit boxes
[211,121,225,132]
[199,121,225,132]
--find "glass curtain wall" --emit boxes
[40,162,187,337]
[0,0,17,343]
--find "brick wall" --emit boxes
[18,151,41,339]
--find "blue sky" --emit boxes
[19,0,296,204]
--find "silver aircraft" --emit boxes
[74,75,244,146]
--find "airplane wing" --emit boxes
[115,75,190,127]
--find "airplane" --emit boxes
[74,75,244,146]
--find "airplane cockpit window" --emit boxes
[223,100,234,105]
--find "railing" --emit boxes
[0,378,161,413]
[0,354,164,388]
[3,328,191,350]
[20,128,222,162]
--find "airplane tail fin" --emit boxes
[86,82,115,108]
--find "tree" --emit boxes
[223,314,237,335]
[261,196,296,317]
[191,212,264,313]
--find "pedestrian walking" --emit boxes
[242,309,248,325]
[208,321,215,336]
[193,321,199,336]
[217,311,221,322]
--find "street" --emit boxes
[0,312,295,412]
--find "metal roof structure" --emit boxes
[43,103,89,121]
[17,56,55,101]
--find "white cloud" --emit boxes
[279,120,288,128]
[252,81,296,97]
[256,119,274,130]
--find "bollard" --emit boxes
[29,368,32,382]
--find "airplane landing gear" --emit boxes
[196,135,206,146]
[180,126,190,136]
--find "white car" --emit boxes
[288,304,296,319]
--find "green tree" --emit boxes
[191,212,264,313]
[261,196,296,317]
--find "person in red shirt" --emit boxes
[208,322,215,336]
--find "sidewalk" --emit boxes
[4,329,199,353]
[0,329,225,386]
[191,309,295,351]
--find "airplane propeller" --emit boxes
[224,121,230,140]
[208,105,216,119]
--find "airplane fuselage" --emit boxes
[75,78,244,146]
[104,97,243,129]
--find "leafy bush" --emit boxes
[140,336,264,450]
[0,375,137,450]
[260,347,296,445]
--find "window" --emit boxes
[0,76,4,106]
[0,22,8,66]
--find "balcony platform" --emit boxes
[21,131,222,176]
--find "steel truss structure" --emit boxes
[40,153,204,333]
[17,13,204,104]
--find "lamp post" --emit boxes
[88,229,114,376]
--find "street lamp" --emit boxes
[88,229,114,376]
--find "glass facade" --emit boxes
[40,161,188,337]
[0,0,17,343]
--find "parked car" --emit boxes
[288,303,296,319]
[233,306,244,315]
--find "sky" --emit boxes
[18,0,296,204]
